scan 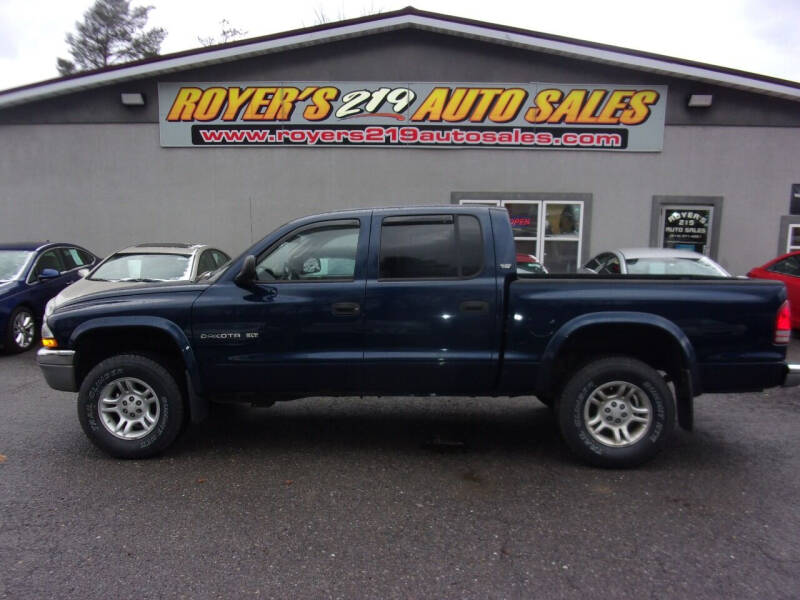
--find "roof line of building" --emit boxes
[2,6,799,109]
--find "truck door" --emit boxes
[192,217,369,395]
[362,211,498,394]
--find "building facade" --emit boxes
[1,8,799,275]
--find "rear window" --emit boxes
[379,214,483,279]
[768,255,800,277]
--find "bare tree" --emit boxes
[57,0,166,76]
[198,19,249,47]
[311,3,382,25]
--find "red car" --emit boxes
[748,251,800,329]
[516,252,548,275]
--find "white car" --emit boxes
[583,248,731,277]
[49,243,230,309]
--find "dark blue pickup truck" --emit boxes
[37,206,799,467]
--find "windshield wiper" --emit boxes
[117,278,163,283]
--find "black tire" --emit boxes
[4,306,36,353]
[78,354,185,459]
[557,356,675,468]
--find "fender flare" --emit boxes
[536,311,699,396]
[71,316,208,422]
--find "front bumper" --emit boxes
[784,364,800,388]
[37,348,78,392]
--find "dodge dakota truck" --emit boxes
[37,206,800,467]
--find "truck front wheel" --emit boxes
[78,354,185,458]
[557,356,676,468]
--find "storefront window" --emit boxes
[788,225,800,252]
[457,197,584,273]
[505,202,539,238]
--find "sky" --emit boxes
[1,0,799,91]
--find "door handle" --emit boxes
[332,302,361,316]
[460,300,489,313]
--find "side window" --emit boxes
[584,257,601,271]
[458,215,483,277]
[256,220,360,281]
[77,249,95,266]
[211,250,230,268]
[598,254,621,274]
[59,248,87,270]
[32,250,65,278]
[769,256,800,277]
[379,214,483,279]
[196,251,217,277]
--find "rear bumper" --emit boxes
[37,348,78,392]
[784,364,800,388]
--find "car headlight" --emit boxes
[44,299,56,317]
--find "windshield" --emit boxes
[0,251,33,281]
[625,256,730,277]
[90,253,192,282]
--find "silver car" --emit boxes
[49,243,230,308]
[583,248,731,277]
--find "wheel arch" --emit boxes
[537,312,698,429]
[71,317,207,422]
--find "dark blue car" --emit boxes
[0,242,98,353]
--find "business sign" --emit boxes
[661,207,712,254]
[158,82,666,151]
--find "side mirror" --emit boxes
[77,268,90,278]
[38,268,60,281]
[234,255,257,287]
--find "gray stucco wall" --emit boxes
[1,122,796,275]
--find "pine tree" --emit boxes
[57,0,167,76]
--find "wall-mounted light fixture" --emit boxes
[687,94,713,108]
[120,92,145,106]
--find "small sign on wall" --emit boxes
[791,184,800,215]
[660,206,713,255]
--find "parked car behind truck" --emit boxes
[37,207,799,467]
[47,243,231,311]
[0,242,97,353]
[748,251,800,329]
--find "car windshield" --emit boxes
[0,251,33,281]
[625,256,730,277]
[90,253,192,282]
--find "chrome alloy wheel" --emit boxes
[12,310,35,349]
[583,381,653,447]
[98,377,161,440]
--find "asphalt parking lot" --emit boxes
[2,342,800,599]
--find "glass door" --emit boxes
[542,201,582,273]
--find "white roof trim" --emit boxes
[2,13,798,108]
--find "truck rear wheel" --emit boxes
[557,356,675,468]
[78,354,185,458]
